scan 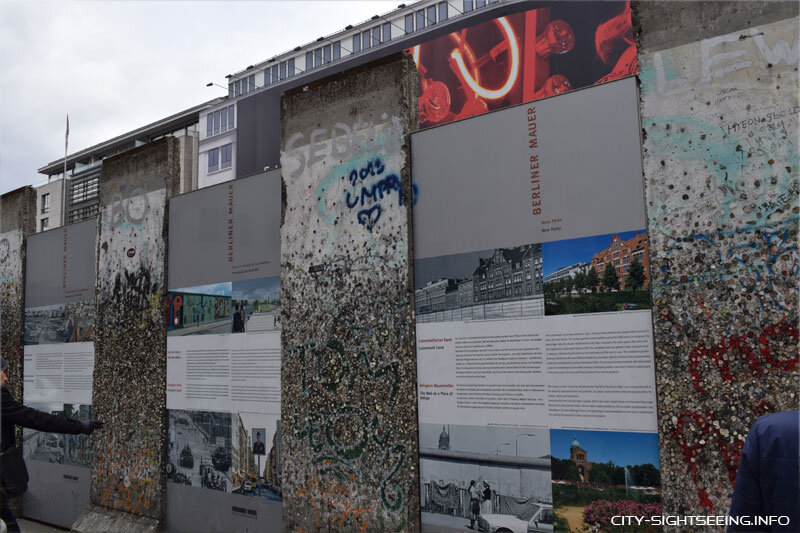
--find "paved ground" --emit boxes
[421,512,478,532]
[245,310,280,332]
[167,318,231,336]
[16,518,69,532]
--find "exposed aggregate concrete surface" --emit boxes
[635,2,799,527]
[280,55,420,532]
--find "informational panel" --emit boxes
[165,170,282,533]
[413,77,662,533]
[409,1,636,128]
[22,219,97,528]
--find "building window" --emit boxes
[416,10,426,30]
[333,41,341,60]
[476,0,486,7]
[228,105,234,130]
[280,61,287,79]
[264,68,271,85]
[382,22,391,42]
[427,5,437,24]
[41,218,49,231]
[372,26,381,46]
[314,47,323,67]
[463,0,473,13]
[208,148,219,172]
[438,2,448,21]
[405,13,414,33]
[352,34,361,53]
[221,107,228,133]
[235,80,241,96]
[213,111,220,135]
[41,193,50,214]
[248,74,255,91]
[228,84,234,98]
[221,144,232,169]
[362,30,371,49]
[323,44,331,63]
[271,64,279,83]
[305,51,313,71]
[69,177,99,204]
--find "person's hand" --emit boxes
[81,420,104,434]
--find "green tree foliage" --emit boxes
[552,457,580,481]
[603,263,619,291]
[627,258,646,291]
[586,267,599,293]
[630,463,661,487]
[574,271,586,292]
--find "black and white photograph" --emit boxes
[231,276,281,333]
[167,409,233,492]
[22,403,93,468]
[415,243,545,324]
[419,423,553,533]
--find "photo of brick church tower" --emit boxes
[570,436,593,483]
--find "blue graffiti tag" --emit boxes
[344,157,416,231]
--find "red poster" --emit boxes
[409,1,636,127]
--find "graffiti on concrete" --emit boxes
[280,57,419,532]
[94,182,169,519]
[639,17,799,516]
[96,439,157,515]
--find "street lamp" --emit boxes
[496,442,511,455]
[516,433,536,495]
[206,82,228,91]
[516,433,536,457]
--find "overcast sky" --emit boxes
[0,1,398,195]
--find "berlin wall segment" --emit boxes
[0,186,36,518]
[280,54,420,532]
[634,0,799,525]
[73,138,181,533]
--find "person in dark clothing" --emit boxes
[0,356,103,532]
[728,410,799,532]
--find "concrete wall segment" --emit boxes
[632,0,798,52]
[636,9,798,525]
[76,137,180,530]
[280,54,420,532]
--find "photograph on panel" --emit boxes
[549,429,660,532]
[415,243,544,324]
[231,276,281,333]
[542,230,651,316]
[22,403,93,468]
[24,301,95,344]
[229,415,282,501]
[167,409,282,501]
[408,1,635,128]
[167,282,232,336]
[419,423,552,533]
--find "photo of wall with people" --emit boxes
[420,423,552,533]
[24,302,95,345]
[167,283,232,336]
[415,243,544,324]
[231,276,281,333]
[168,409,282,501]
[549,429,660,532]
[542,230,651,316]
[22,403,93,468]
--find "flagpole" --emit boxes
[62,114,69,226]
